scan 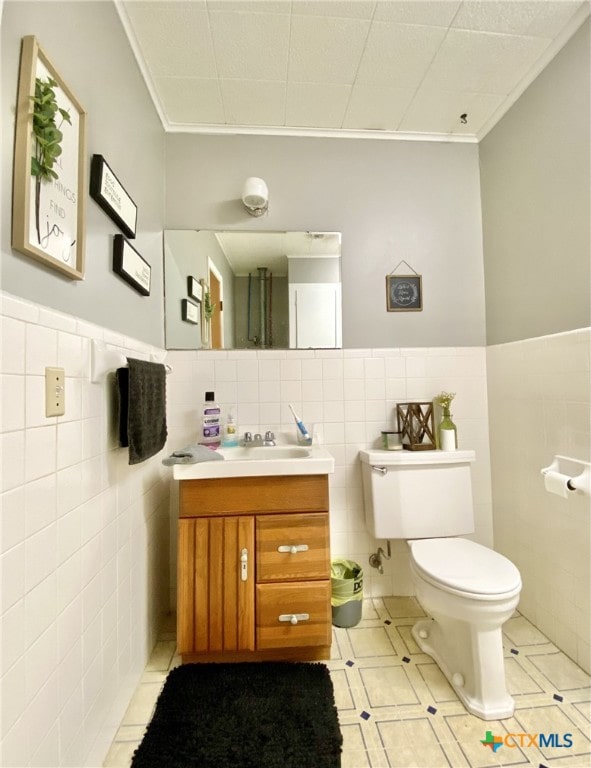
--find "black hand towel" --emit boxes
[117,358,167,465]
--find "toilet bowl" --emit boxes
[358,448,522,720]
[408,537,522,720]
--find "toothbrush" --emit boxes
[288,404,310,440]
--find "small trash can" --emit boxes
[331,558,363,628]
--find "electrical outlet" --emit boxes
[45,367,65,417]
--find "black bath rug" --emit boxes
[131,661,342,768]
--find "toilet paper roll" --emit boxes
[543,470,571,499]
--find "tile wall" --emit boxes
[487,328,591,675]
[0,292,171,767]
[165,344,493,608]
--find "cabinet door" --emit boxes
[177,516,255,655]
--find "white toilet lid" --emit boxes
[410,538,521,596]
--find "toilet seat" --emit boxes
[409,538,522,599]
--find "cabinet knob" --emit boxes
[277,544,309,554]
[278,613,310,625]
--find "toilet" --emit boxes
[358,448,522,720]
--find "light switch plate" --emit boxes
[45,367,65,417]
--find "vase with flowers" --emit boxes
[435,391,457,451]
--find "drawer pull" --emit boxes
[277,544,309,554]
[278,613,310,625]
[240,548,248,582]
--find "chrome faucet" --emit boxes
[263,431,276,446]
[242,431,275,447]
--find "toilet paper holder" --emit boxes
[540,455,591,497]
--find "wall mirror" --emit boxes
[164,230,342,350]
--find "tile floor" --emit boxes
[104,599,591,768]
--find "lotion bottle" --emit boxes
[221,410,239,447]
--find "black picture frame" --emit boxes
[187,276,202,302]
[89,154,137,239]
[182,298,199,324]
[113,235,151,296]
[386,275,422,312]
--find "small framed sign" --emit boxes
[386,274,422,312]
[90,154,137,239]
[187,276,202,302]
[182,299,199,324]
[113,235,151,295]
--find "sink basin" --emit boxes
[221,446,311,460]
[173,443,334,479]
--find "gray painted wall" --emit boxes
[480,20,590,345]
[165,135,486,348]
[164,230,235,349]
[1,1,165,346]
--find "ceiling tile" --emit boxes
[420,28,551,95]
[155,77,224,124]
[288,15,371,84]
[220,80,286,125]
[292,0,377,20]
[209,10,290,80]
[343,84,416,130]
[399,86,506,135]
[355,21,448,88]
[373,0,461,26]
[207,0,291,13]
[286,82,351,128]
[123,1,216,78]
[452,1,583,37]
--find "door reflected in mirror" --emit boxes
[164,230,342,350]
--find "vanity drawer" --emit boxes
[256,582,331,649]
[256,513,329,582]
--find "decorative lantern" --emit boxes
[396,402,436,451]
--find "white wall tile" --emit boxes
[1,487,25,554]
[1,374,25,432]
[25,474,56,538]
[25,325,58,375]
[488,329,591,673]
[1,430,25,492]
[1,292,170,767]
[24,426,57,483]
[24,574,57,649]
[0,317,26,374]
[1,543,25,612]
[25,375,52,429]
[1,600,24,675]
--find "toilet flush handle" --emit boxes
[371,465,387,475]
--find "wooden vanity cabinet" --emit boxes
[177,474,331,663]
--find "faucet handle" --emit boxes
[243,431,252,442]
[265,431,275,441]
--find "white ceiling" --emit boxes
[214,230,341,275]
[119,0,589,141]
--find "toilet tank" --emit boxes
[358,449,476,539]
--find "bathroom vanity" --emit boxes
[174,446,334,663]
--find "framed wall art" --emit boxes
[182,299,199,325]
[113,234,151,296]
[386,275,422,311]
[12,36,87,279]
[187,275,202,302]
[90,154,137,239]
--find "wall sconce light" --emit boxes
[242,177,268,217]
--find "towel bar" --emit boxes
[90,339,172,383]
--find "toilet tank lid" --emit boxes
[410,538,521,596]
[359,449,475,466]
